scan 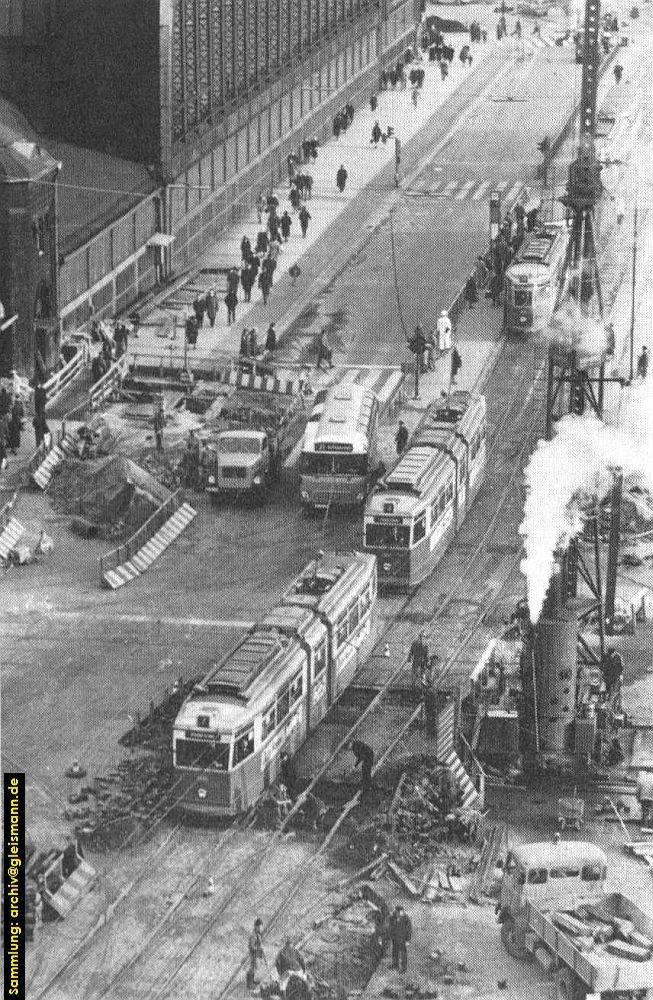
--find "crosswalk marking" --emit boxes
[505,181,523,204]
[472,180,490,201]
[442,180,458,196]
[455,180,475,200]
[495,180,509,192]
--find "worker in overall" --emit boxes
[246,917,266,989]
[636,770,653,825]
[388,904,413,973]
[348,740,374,798]
[409,632,429,689]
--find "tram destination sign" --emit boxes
[315,441,353,452]
[373,515,404,525]
[186,729,220,741]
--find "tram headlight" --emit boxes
[198,787,207,799]
[355,492,364,502]
[383,562,392,572]
[253,475,262,485]
[207,475,215,485]
[301,491,309,501]
[520,315,527,324]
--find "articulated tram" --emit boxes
[363,392,486,588]
[504,223,571,336]
[173,551,377,817]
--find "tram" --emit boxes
[173,551,377,817]
[363,391,487,589]
[299,383,380,509]
[504,223,570,336]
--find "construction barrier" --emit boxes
[42,343,89,406]
[99,489,196,589]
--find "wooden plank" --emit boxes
[387,859,421,898]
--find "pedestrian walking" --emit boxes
[225,289,238,325]
[289,262,301,286]
[280,210,292,241]
[372,120,382,145]
[370,94,378,113]
[336,164,348,193]
[299,205,311,238]
[514,18,522,38]
[153,406,164,452]
[256,229,269,254]
[8,396,23,453]
[256,193,266,224]
[348,739,374,797]
[465,275,478,308]
[409,631,429,687]
[613,63,623,83]
[388,905,412,973]
[265,323,277,354]
[316,328,333,369]
[637,345,649,379]
[241,235,252,261]
[240,328,250,358]
[259,272,272,305]
[227,267,240,294]
[241,267,253,302]
[32,413,49,449]
[290,186,301,212]
[205,288,218,326]
[436,309,452,351]
[246,918,266,990]
[185,312,199,348]
[395,419,409,455]
[193,295,206,327]
[248,327,258,359]
[411,88,419,107]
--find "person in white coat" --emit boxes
[436,310,452,352]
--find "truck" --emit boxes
[497,840,653,1000]
[202,388,305,503]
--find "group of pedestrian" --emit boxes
[468,20,485,42]
[380,59,408,90]
[0,385,25,468]
[333,103,355,138]
[459,44,473,68]
[370,120,395,146]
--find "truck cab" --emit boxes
[204,429,276,502]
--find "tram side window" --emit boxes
[233,727,255,764]
[413,512,427,544]
[439,489,446,515]
[460,455,467,484]
[446,481,454,504]
[263,704,276,739]
[290,671,303,705]
[336,612,348,648]
[360,588,372,619]
[277,685,290,722]
[348,599,360,633]
[527,868,548,885]
[313,640,327,679]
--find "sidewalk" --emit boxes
[128,8,507,372]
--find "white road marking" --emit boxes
[442,180,458,196]
[472,180,491,201]
[505,182,523,204]
[455,180,475,200]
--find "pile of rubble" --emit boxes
[341,762,486,903]
[64,749,175,851]
[552,905,653,960]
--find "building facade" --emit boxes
[0,102,59,378]
[1,0,419,340]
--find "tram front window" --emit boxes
[513,289,533,307]
[301,453,367,475]
[176,738,230,770]
[365,523,410,548]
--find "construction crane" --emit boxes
[542,0,626,666]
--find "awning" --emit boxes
[147,233,175,248]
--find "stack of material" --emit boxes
[551,904,653,960]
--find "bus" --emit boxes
[299,382,380,510]
[173,551,377,817]
[504,223,570,336]
[363,392,486,588]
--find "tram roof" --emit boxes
[385,446,444,495]
[283,550,375,617]
[514,223,567,266]
[199,626,299,700]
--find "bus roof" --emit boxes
[283,550,375,619]
[511,841,608,870]
[302,382,376,455]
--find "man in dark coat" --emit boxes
[241,266,253,302]
[227,268,240,294]
[290,186,301,212]
[225,290,238,325]
[205,288,218,326]
[348,740,374,797]
[280,210,292,241]
[241,234,252,261]
[265,323,277,355]
[372,120,382,145]
[255,230,269,254]
[299,205,311,238]
[336,164,348,193]
[259,272,272,305]
[193,295,206,327]
[395,419,409,455]
[185,313,199,347]
[388,905,412,972]
[8,396,23,453]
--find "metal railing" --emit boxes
[99,488,184,579]
[89,356,127,410]
[42,343,89,406]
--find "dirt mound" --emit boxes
[51,454,170,541]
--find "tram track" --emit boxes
[53,334,549,1000]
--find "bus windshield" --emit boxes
[365,523,411,548]
[301,453,368,476]
[176,737,230,770]
[218,436,261,454]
